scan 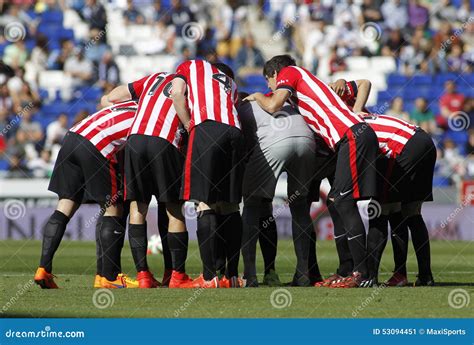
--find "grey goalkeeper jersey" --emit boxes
[238,101,314,150]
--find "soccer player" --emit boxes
[245,55,379,287]
[171,60,244,288]
[102,72,191,288]
[34,101,139,289]
[237,93,323,287]
[330,79,436,286]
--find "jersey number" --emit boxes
[148,75,172,98]
[212,73,232,94]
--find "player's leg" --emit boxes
[216,202,242,287]
[366,202,389,285]
[332,124,378,287]
[397,129,436,286]
[195,201,219,284]
[403,201,434,286]
[166,201,193,288]
[242,197,272,287]
[158,202,173,286]
[387,210,409,285]
[259,213,280,285]
[94,214,104,287]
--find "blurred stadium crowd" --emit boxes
[0,0,473,187]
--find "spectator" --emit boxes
[11,79,40,114]
[466,129,474,155]
[153,0,170,24]
[447,45,467,73]
[196,28,216,58]
[359,0,383,25]
[381,0,407,30]
[98,51,121,92]
[328,47,347,76]
[0,83,13,122]
[48,38,75,70]
[45,113,68,150]
[3,41,28,69]
[408,0,429,29]
[381,29,407,58]
[81,0,107,41]
[19,110,43,152]
[64,48,93,87]
[457,0,472,23]
[443,138,464,183]
[410,97,436,134]
[235,35,265,78]
[168,0,197,55]
[433,0,458,25]
[27,149,53,178]
[439,80,465,128]
[72,109,89,127]
[123,0,145,25]
[30,34,49,82]
[84,28,108,63]
[6,149,31,178]
[386,97,410,121]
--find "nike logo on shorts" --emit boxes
[347,234,363,241]
[340,189,352,196]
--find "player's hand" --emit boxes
[329,79,346,96]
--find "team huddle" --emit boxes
[33,54,436,289]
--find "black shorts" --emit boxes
[393,130,436,203]
[181,120,244,204]
[49,131,122,204]
[376,157,401,204]
[331,123,378,202]
[308,152,337,202]
[124,134,184,203]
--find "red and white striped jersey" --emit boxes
[276,66,362,150]
[174,60,240,130]
[128,72,181,147]
[360,114,418,158]
[70,101,138,160]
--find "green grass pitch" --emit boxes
[0,240,472,318]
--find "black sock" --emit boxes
[407,215,432,277]
[219,212,243,278]
[328,199,353,276]
[259,215,277,274]
[335,199,368,278]
[289,200,313,286]
[389,212,408,276]
[241,203,265,280]
[215,219,226,276]
[100,216,125,281]
[158,203,172,271]
[308,230,321,279]
[197,210,217,280]
[40,210,70,272]
[367,214,388,281]
[168,232,188,273]
[95,217,103,276]
[128,222,148,272]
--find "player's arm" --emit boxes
[244,89,290,114]
[101,85,132,107]
[352,79,371,114]
[171,77,191,131]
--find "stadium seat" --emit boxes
[346,56,370,71]
[244,74,267,87]
[387,74,408,87]
[445,130,469,147]
[41,10,64,24]
[410,75,432,86]
[0,159,9,171]
[435,73,458,85]
[369,56,396,74]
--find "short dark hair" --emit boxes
[263,55,296,78]
[212,62,235,80]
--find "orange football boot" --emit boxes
[169,271,193,288]
[94,274,102,288]
[186,274,219,288]
[136,271,160,288]
[34,267,58,289]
